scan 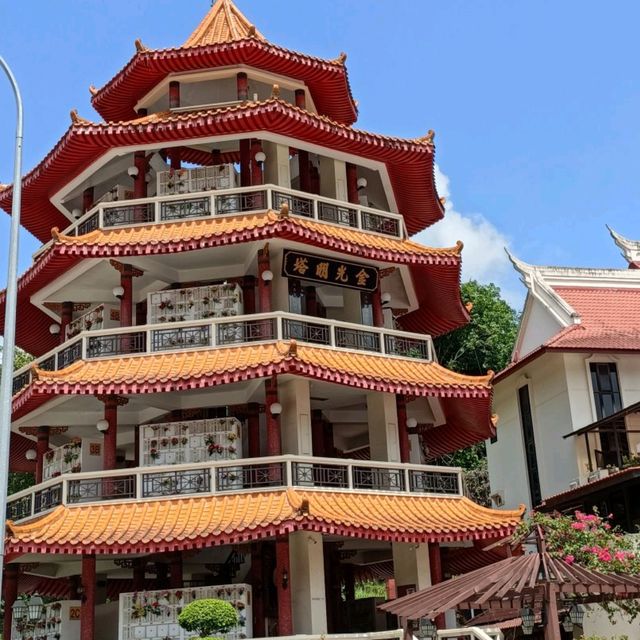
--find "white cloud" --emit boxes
[414,165,523,307]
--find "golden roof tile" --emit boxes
[6,488,524,554]
[53,211,461,262]
[28,342,492,394]
[184,0,265,48]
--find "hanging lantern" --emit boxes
[569,603,584,626]
[419,618,437,639]
[561,615,574,633]
[520,607,535,635]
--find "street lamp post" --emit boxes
[0,55,24,599]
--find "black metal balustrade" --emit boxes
[151,326,210,352]
[216,318,275,345]
[76,212,100,235]
[216,462,286,491]
[409,469,460,495]
[353,466,405,492]
[318,201,358,228]
[57,340,83,369]
[160,197,210,221]
[215,191,267,215]
[292,462,349,488]
[12,370,31,395]
[335,327,380,352]
[67,475,136,503]
[282,318,331,345]
[143,468,210,497]
[34,484,63,514]
[86,332,146,358]
[272,191,313,218]
[361,210,400,237]
[7,494,32,520]
[39,354,57,371]
[103,203,155,227]
[384,335,430,359]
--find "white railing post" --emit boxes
[97,207,104,229]
[210,466,217,493]
[285,458,293,487]
[154,200,160,223]
[347,463,354,489]
[276,315,284,341]
[61,478,69,506]
[136,471,143,500]
[403,468,411,494]
[356,208,363,230]
[210,194,216,217]
[81,336,88,360]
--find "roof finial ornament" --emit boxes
[69,109,89,125]
[425,129,435,145]
[89,85,98,97]
[271,84,281,99]
[134,38,147,53]
[333,52,347,65]
[279,201,289,218]
[248,25,257,37]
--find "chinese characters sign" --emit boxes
[282,250,379,292]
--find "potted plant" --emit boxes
[177,598,238,639]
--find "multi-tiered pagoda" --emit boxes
[0,2,522,639]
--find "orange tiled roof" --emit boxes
[13,342,493,424]
[6,488,524,555]
[52,210,461,264]
[184,0,265,47]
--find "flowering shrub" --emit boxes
[516,510,640,621]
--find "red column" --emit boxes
[169,148,182,171]
[133,151,147,199]
[3,564,18,640]
[241,277,256,315]
[81,554,96,640]
[396,395,410,464]
[257,247,272,314]
[237,72,249,101]
[295,89,306,109]
[323,420,335,458]
[240,139,251,187]
[36,426,50,484]
[428,543,446,629]
[265,376,281,456]
[312,410,324,457]
[170,555,183,589]
[276,536,293,635]
[298,149,310,193]
[372,287,384,328]
[103,396,118,471]
[169,81,180,109]
[346,163,359,204]
[248,403,261,458]
[305,286,318,317]
[120,265,134,328]
[251,544,265,637]
[211,148,222,165]
[251,140,263,186]
[60,301,74,343]
[82,187,94,213]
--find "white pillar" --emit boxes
[334,159,348,202]
[367,392,400,462]
[290,531,328,634]
[263,142,291,187]
[392,542,431,592]
[409,434,422,464]
[280,378,313,455]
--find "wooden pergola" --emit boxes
[379,532,640,639]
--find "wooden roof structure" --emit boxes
[379,528,640,640]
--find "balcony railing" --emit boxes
[35,184,406,259]
[6,455,463,523]
[12,311,434,395]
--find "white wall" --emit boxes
[488,353,577,510]
[517,297,563,359]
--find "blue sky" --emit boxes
[1,0,639,307]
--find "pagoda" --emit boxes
[0,2,522,640]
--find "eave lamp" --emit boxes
[254,151,266,168]
[269,402,283,416]
[419,618,437,640]
[96,419,109,433]
[568,603,584,626]
[520,607,535,635]
[261,270,274,282]
[25,449,37,461]
[112,286,125,299]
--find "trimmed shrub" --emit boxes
[177,599,238,639]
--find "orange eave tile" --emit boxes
[6,488,524,555]
[52,210,461,264]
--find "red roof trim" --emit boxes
[91,39,358,124]
[0,100,442,242]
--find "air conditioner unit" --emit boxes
[491,491,505,507]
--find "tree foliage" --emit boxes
[435,280,519,376]
[177,599,238,639]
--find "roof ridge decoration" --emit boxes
[506,249,581,328]
[607,224,640,265]
[184,0,265,48]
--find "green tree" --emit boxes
[435,280,519,376]
[433,281,519,503]
[177,599,238,639]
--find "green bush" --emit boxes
[177,599,238,638]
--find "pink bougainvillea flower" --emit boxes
[571,522,586,530]
[564,554,575,565]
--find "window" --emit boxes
[360,292,374,326]
[518,385,542,507]
[590,363,629,466]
